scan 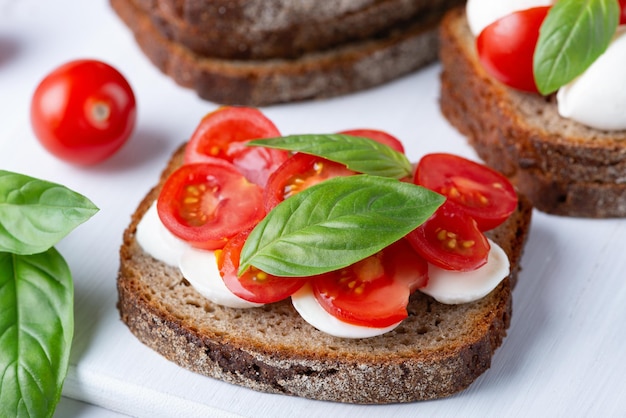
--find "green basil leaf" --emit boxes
[239,175,444,277]
[249,134,414,179]
[0,248,74,418]
[534,0,619,95]
[0,171,99,255]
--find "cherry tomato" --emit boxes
[476,6,550,93]
[338,129,405,153]
[30,59,136,165]
[414,153,517,231]
[620,0,626,25]
[406,201,490,272]
[263,153,356,211]
[157,162,265,250]
[217,229,309,303]
[310,239,428,328]
[184,106,289,187]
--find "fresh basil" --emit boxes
[534,0,619,95]
[248,134,413,179]
[0,170,99,255]
[239,175,444,277]
[0,171,98,417]
[0,248,74,418]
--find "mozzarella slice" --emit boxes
[291,283,401,339]
[136,202,188,267]
[419,239,510,304]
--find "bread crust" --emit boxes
[439,7,626,217]
[134,0,464,60]
[117,144,533,403]
[109,0,444,106]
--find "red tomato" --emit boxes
[620,0,626,25]
[217,229,308,303]
[414,153,517,231]
[310,239,428,328]
[338,129,405,153]
[263,153,356,211]
[406,201,490,272]
[30,59,136,165]
[157,162,265,250]
[476,6,550,93]
[184,107,289,187]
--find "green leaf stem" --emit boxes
[239,175,444,277]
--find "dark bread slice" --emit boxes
[109,0,442,106]
[117,143,533,403]
[135,0,464,60]
[439,7,626,218]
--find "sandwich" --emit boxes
[117,107,533,403]
[109,0,464,106]
[439,1,626,217]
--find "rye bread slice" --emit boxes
[439,7,626,217]
[135,0,464,60]
[117,144,533,403]
[109,0,442,106]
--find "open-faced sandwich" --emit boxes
[440,0,626,217]
[118,107,532,403]
[109,0,464,106]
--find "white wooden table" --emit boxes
[2,1,625,417]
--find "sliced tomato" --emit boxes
[476,6,550,93]
[184,107,289,187]
[217,229,308,303]
[414,153,517,231]
[310,239,428,328]
[406,201,490,272]
[157,162,265,250]
[263,152,356,211]
[338,129,405,153]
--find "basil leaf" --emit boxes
[239,175,444,277]
[249,134,414,179]
[0,171,99,255]
[0,248,74,418]
[534,0,619,95]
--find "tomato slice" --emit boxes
[263,152,356,211]
[406,201,490,272]
[310,239,428,328]
[414,153,517,231]
[338,129,405,153]
[157,162,265,250]
[183,107,289,187]
[217,229,308,303]
[476,6,550,93]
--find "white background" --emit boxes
[1,1,625,417]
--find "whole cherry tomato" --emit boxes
[476,6,551,93]
[620,0,626,25]
[30,59,136,165]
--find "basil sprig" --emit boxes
[534,0,619,95]
[0,171,98,418]
[248,134,414,179]
[239,175,444,277]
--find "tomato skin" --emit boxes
[476,6,551,93]
[406,201,490,272]
[414,153,517,231]
[30,59,136,165]
[338,129,405,153]
[157,162,265,250]
[263,153,356,211]
[184,106,289,187]
[310,239,428,328]
[217,229,308,303]
[620,0,626,25]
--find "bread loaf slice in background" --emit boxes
[439,7,626,218]
[117,144,533,404]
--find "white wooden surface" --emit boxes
[1,1,625,417]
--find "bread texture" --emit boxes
[439,7,626,218]
[109,0,457,106]
[134,0,464,60]
[117,144,533,403]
